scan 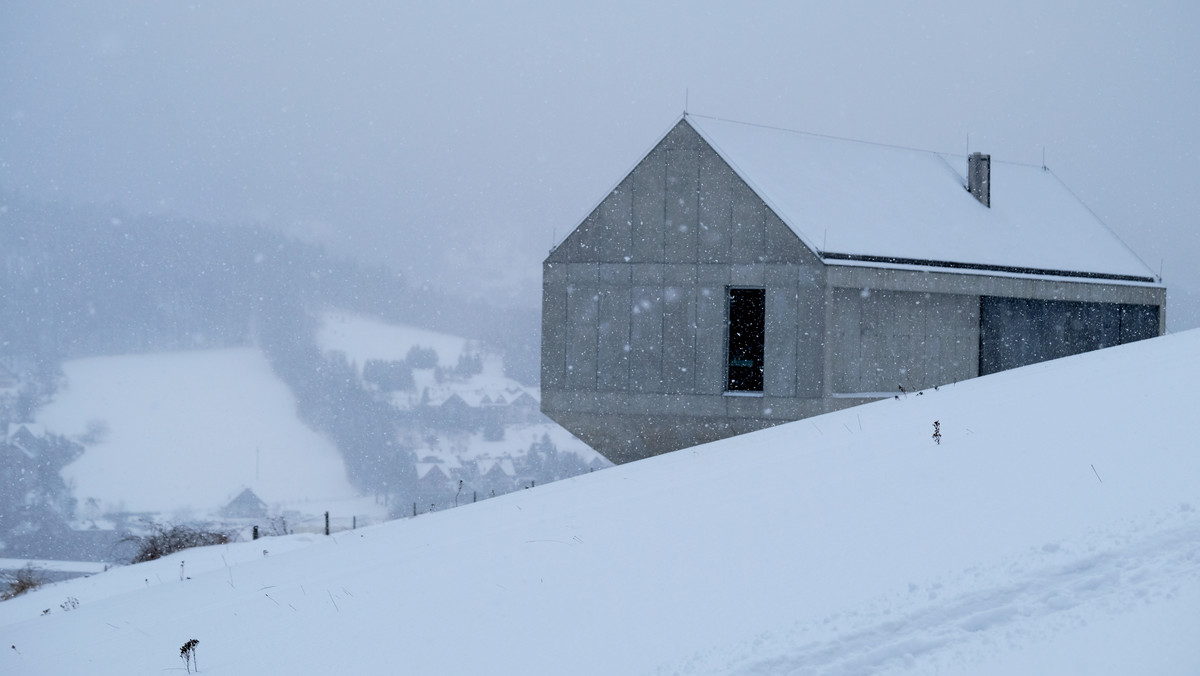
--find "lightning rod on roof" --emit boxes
[685,88,689,115]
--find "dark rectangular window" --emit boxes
[727,287,765,392]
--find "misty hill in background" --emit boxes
[0,192,539,383]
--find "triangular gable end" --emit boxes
[548,116,816,267]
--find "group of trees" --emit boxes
[256,299,418,499]
[363,347,485,393]
[0,426,84,556]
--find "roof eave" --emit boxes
[823,254,1163,287]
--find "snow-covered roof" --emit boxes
[476,457,516,477]
[686,115,1158,284]
[424,385,539,409]
[7,422,43,442]
[416,450,463,480]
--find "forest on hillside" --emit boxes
[0,193,539,380]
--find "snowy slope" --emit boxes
[316,310,469,368]
[5,331,1200,674]
[36,348,361,515]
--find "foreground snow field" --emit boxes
[4,331,1199,674]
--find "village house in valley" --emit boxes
[542,114,1165,463]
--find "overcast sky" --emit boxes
[3,1,1197,327]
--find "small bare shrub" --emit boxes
[180,638,199,673]
[1,564,48,600]
[119,524,234,564]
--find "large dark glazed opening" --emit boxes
[727,287,765,392]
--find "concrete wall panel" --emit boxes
[564,286,598,390]
[661,286,697,393]
[694,284,726,394]
[664,147,699,263]
[730,265,766,287]
[765,210,816,264]
[631,263,664,286]
[764,284,798,397]
[796,279,826,397]
[629,286,664,393]
[567,262,599,285]
[730,181,765,264]
[561,212,600,263]
[631,146,666,263]
[830,288,977,394]
[596,286,631,391]
[596,181,633,263]
[698,146,734,263]
[599,263,631,285]
[540,264,567,390]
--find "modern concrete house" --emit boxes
[542,114,1165,464]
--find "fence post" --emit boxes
[324,511,330,536]
[353,515,357,530]
[413,502,416,517]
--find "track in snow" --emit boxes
[700,511,1200,675]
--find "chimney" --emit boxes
[968,152,990,207]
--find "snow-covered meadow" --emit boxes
[35,348,366,520]
[4,330,1198,674]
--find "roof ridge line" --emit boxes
[686,113,1044,168]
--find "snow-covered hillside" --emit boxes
[35,348,366,518]
[5,331,1200,674]
[317,310,470,369]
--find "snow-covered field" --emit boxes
[317,310,470,368]
[35,348,369,519]
[6,331,1200,674]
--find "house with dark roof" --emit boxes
[541,114,1165,463]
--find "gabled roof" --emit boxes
[222,488,268,518]
[7,423,44,457]
[7,423,43,441]
[685,115,1158,284]
[476,457,516,477]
